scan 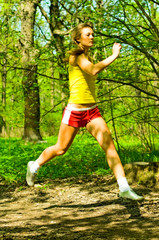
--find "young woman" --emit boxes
[26,23,143,201]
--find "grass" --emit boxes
[0,134,158,185]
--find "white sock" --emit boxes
[30,160,40,173]
[117,177,131,192]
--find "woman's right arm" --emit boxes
[76,42,122,76]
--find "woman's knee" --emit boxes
[99,131,114,151]
[42,144,68,159]
[54,144,68,156]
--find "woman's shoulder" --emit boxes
[69,55,77,66]
[69,53,88,66]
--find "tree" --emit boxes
[20,0,42,141]
[0,0,158,149]
[38,0,68,111]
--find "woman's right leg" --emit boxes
[26,122,79,186]
[37,122,79,166]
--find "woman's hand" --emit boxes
[112,42,122,57]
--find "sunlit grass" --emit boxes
[0,133,158,184]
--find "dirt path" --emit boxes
[0,175,159,240]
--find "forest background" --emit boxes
[0,0,158,183]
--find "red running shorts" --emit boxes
[62,104,102,128]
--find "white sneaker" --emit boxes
[119,189,144,201]
[26,161,37,187]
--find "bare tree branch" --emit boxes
[106,104,159,123]
[42,98,67,118]
[134,0,159,38]
[37,3,73,35]
[98,78,159,100]
[2,64,159,100]
[97,95,157,102]
[37,3,51,26]
[98,14,159,67]
[97,31,159,78]
[149,0,159,5]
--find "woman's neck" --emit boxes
[78,44,89,55]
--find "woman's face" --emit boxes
[78,27,94,49]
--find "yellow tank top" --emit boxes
[68,64,96,104]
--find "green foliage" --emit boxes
[0,1,158,147]
[0,134,158,185]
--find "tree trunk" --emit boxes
[50,0,67,110]
[20,0,42,141]
[0,5,8,136]
[0,53,7,135]
[23,65,41,141]
[124,162,159,187]
[38,0,68,111]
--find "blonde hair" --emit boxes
[68,22,93,56]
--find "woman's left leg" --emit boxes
[86,117,144,200]
[86,117,125,180]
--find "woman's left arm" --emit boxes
[76,42,122,76]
